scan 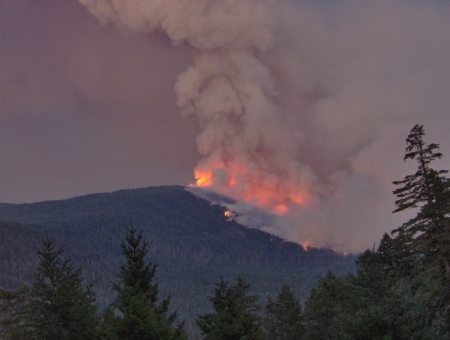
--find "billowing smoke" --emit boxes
[78,0,450,252]
[79,0,319,211]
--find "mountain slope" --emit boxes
[0,185,356,336]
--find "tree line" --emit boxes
[1,124,450,339]
[0,222,303,340]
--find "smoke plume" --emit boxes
[78,0,450,252]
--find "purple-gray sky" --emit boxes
[2,0,450,251]
[0,0,201,202]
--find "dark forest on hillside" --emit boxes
[0,185,354,338]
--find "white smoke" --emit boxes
[78,0,450,252]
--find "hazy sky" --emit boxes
[0,0,201,202]
[2,0,450,251]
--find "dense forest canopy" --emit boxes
[0,186,354,338]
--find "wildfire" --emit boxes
[191,164,309,217]
[301,241,314,250]
[189,162,317,250]
[194,170,212,187]
[224,210,233,221]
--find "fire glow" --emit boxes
[194,170,213,187]
[224,210,232,221]
[191,166,309,216]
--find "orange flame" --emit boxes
[193,170,212,187]
[191,163,309,217]
[224,210,233,221]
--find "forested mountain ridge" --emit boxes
[0,185,356,337]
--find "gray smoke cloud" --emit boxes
[30,0,450,251]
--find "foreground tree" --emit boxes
[264,285,303,340]
[302,250,441,339]
[29,236,99,339]
[336,249,439,339]
[302,272,347,340]
[392,124,450,273]
[197,276,264,340]
[108,223,186,340]
[390,125,450,332]
[0,285,32,339]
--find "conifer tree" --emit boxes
[29,236,99,339]
[110,222,186,340]
[392,124,450,274]
[264,295,277,339]
[197,276,264,340]
[389,125,450,334]
[334,250,438,339]
[302,272,347,340]
[0,285,32,339]
[264,285,303,340]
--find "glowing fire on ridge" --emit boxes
[194,170,213,187]
[224,210,233,221]
[189,163,317,250]
[191,164,309,216]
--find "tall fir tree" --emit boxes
[197,276,264,340]
[389,124,450,334]
[29,236,99,340]
[264,285,303,340]
[392,124,450,274]
[109,222,186,340]
[302,272,347,340]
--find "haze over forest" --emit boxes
[2,0,450,251]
